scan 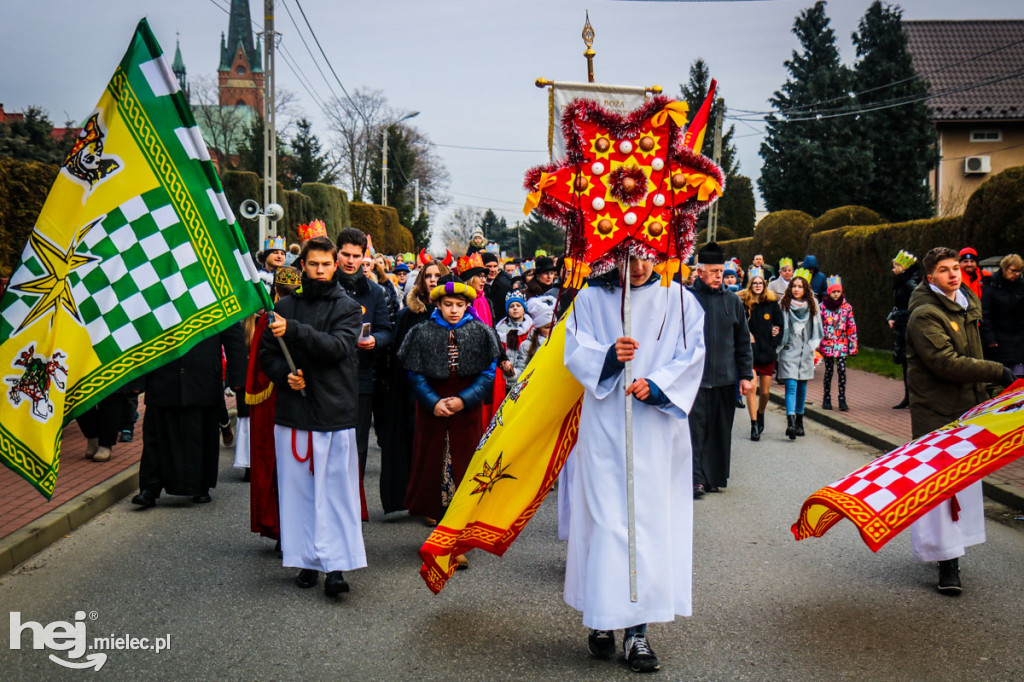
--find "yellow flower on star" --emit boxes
[10,220,99,334]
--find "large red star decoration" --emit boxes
[523,95,724,275]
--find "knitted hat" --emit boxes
[959,247,979,260]
[827,274,842,294]
[723,267,738,280]
[393,263,410,274]
[779,257,794,269]
[505,290,527,314]
[297,219,327,242]
[697,242,725,265]
[527,295,557,328]
[481,252,499,265]
[893,250,917,269]
[263,236,286,253]
[430,277,477,302]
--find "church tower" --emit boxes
[217,0,264,113]
[171,36,190,103]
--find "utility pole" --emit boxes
[516,221,523,259]
[707,98,724,243]
[381,127,389,206]
[263,0,277,235]
[413,178,420,218]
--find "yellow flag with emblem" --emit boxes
[0,20,268,499]
[419,317,584,593]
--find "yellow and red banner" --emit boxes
[419,319,583,593]
[792,381,1024,552]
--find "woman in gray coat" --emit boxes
[777,272,823,439]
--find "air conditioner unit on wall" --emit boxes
[964,156,991,175]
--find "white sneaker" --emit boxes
[92,446,112,462]
[84,438,99,459]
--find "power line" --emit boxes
[278,0,344,106]
[432,142,547,153]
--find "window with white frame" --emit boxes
[970,129,1002,142]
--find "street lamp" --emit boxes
[382,110,419,206]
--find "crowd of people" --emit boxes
[69,218,1021,673]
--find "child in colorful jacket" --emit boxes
[494,291,534,386]
[819,275,858,411]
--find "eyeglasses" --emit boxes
[1007,267,1022,275]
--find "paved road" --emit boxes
[3,407,1024,681]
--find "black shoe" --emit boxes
[324,571,350,596]
[786,415,797,440]
[587,630,615,660]
[735,399,745,409]
[274,540,283,558]
[624,634,660,673]
[693,484,706,499]
[192,491,212,504]
[822,397,832,410]
[893,397,910,409]
[795,414,805,437]
[839,398,849,412]
[706,485,721,493]
[131,489,157,508]
[757,413,765,434]
[220,422,234,447]
[750,421,760,441]
[119,428,134,443]
[937,559,962,595]
[295,569,318,589]
[242,468,251,482]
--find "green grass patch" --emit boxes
[846,346,903,380]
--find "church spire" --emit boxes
[171,34,190,102]
[219,0,258,72]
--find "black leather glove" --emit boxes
[1001,366,1016,387]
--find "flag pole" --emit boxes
[623,257,638,603]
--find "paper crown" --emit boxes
[457,252,485,275]
[827,275,842,290]
[263,236,286,252]
[793,268,812,283]
[779,257,794,269]
[893,250,917,269]
[274,266,301,287]
[534,249,548,258]
[748,267,765,280]
[429,280,478,302]
[402,252,415,264]
[297,219,327,242]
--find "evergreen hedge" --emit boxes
[299,182,349,242]
[0,159,59,277]
[752,210,814,264]
[810,205,883,234]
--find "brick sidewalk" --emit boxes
[769,362,1024,494]
[0,400,146,539]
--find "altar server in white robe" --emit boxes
[564,256,705,673]
[261,236,367,598]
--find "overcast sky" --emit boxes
[2,0,1022,233]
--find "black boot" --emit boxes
[786,415,797,440]
[295,569,318,589]
[131,489,158,508]
[750,420,760,441]
[893,396,910,409]
[795,414,805,437]
[324,571,350,596]
[937,558,962,595]
[839,398,849,412]
[757,413,765,434]
[821,396,832,410]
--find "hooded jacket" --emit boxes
[260,279,363,432]
[801,255,828,299]
[337,270,394,394]
[905,280,1005,437]
[691,277,753,388]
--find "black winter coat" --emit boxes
[691,277,754,388]
[888,264,920,364]
[261,281,363,432]
[980,271,1024,367]
[485,272,514,326]
[144,325,246,407]
[746,298,784,366]
[338,272,394,395]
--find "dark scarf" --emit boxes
[299,273,338,300]
[822,294,845,311]
[337,268,368,295]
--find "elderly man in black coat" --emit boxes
[689,242,753,498]
[131,325,247,507]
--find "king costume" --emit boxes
[563,271,705,630]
